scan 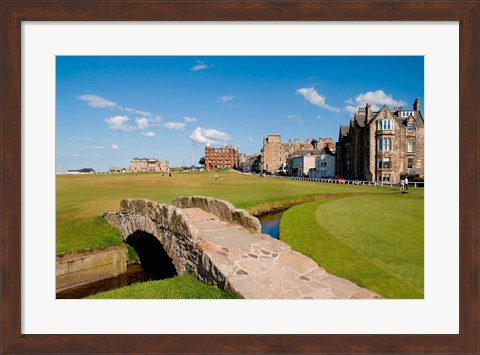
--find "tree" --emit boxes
[198,157,205,167]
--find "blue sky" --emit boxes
[56,56,423,171]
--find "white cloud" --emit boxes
[247,136,254,142]
[191,60,211,71]
[190,127,231,146]
[77,95,117,108]
[295,87,341,113]
[344,105,361,114]
[77,144,119,151]
[142,131,156,137]
[135,117,149,130]
[134,110,153,117]
[344,90,407,113]
[288,114,303,123]
[184,116,197,123]
[149,116,163,126]
[78,94,153,117]
[162,122,186,130]
[218,95,235,104]
[105,115,136,131]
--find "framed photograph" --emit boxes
[1,1,478,354]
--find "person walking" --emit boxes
[404,176,409,191]
[400,178,405,192]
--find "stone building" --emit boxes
[130,158,169,173]
[241,153,261,173]
[204,145,239,171]
[260,134,334,174]
[335,98,424,182]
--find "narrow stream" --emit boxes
[257,210,284,239]
[56,264,151,299]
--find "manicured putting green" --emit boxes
[280,193,424,299]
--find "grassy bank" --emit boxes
[86,273,237,299]
[56,170,392,254]
[280,191,424,298]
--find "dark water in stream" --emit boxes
[56,264,151,299]
[257,211,284,239]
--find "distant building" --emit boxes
[67,168,95,174]
[335,98,424,182]
[204,145,239,171]
[242,153,261,173]
[130,158,169,173]
[260,134,334,174]
[109,167,127,173]
[309,147,335,178]
[287,149,323,177]
[238,153,248,171]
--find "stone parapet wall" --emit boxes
[56,247,127,292]
[171,196,261,233]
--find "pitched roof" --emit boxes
[320,147,334,155]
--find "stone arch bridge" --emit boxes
[104,196,380,299]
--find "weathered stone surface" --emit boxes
[171,196,261,233]
[104,197,383,299]
[56,247,127,292]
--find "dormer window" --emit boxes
[377,119,393,131]
[407,122,414,132]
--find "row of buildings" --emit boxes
[203,98,424,182]
[97,98,424,181]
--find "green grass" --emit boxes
[86,273,238,299]
[57,170,423,299]
[280,192,424,298]
[56,171,391,254]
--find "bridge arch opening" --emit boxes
[126,230,177,280]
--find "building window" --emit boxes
[378,137,393,151]
[378,157,392,169]
[408,158,414,169]
[383,111,387,118]
[377,119,394,131]
[407,122,414,132]
[407,141,414,152]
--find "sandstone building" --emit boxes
[204,145,239,171]
[260,134,334,174]
[130,158,169,173]
[335,98,424,182]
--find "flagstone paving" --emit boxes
[182,207,382,299]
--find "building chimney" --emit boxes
[414,97,421,112]
[365,103,371,125]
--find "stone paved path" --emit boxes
[183,207,382,299]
